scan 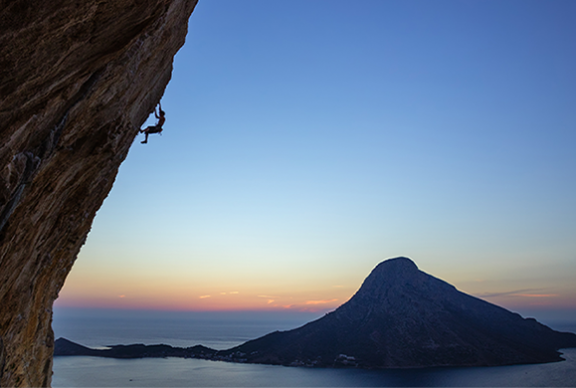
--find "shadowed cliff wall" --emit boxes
[0,1,198,386]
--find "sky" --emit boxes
[56,0,576,321]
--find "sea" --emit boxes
[52,309,576,387]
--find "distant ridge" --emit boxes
[54,337,217,359]
[223,257,576,368]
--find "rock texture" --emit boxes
[0,1,198,386]
[226,257,576,368]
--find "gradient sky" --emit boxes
[56,0,576,320]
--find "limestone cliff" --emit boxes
[0,1,198,386]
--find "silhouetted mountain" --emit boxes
[224,257,576,368]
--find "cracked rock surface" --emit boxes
[0,1,197,386]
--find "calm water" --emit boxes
[52,309,576,387]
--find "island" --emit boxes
[55,257,576,369]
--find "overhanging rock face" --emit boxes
[0,1,198,386]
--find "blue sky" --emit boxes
[57,0,576,318]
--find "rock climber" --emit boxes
[140,102,165,144]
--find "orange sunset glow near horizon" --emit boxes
[56,251,576,319]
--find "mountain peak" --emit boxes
[349,256,437,305]
[372,256,418,274]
